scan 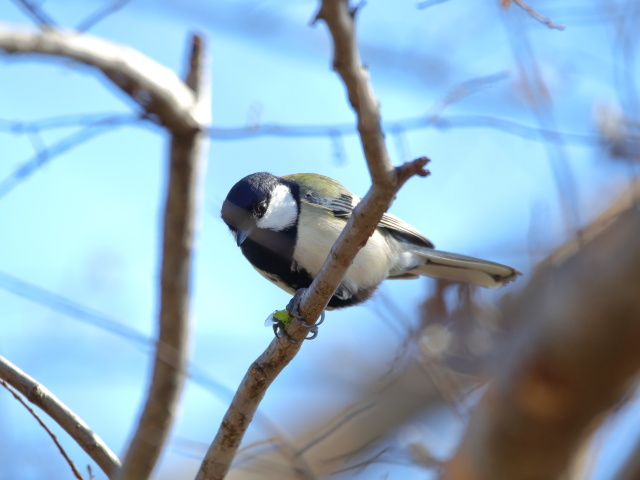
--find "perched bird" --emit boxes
[221,172,520,310]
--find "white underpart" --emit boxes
[293,202,397,299]
[257,184,298,231]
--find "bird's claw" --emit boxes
[273,321,299,344]
[279,288,326,341]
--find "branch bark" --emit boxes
[117,34,210,480]
[195,1,428,479]
[0,355,121,477]
[443,197,640,480]
[0,25,210,479]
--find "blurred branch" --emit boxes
[1,111,597,144]
[0,25,202,133]
[76,0,133,32]
[503,8,579,234]
[0,380,85,480]
[416,0,450,9]
[0,356,120,477]
[502,0,565,30]
[9,0,57,29]
[195,1,430,479]
[0,25,210,478]
[443,192,640,480]
[117,34,210,480]
[0,115,137,199]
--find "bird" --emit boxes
[221,172,520,310]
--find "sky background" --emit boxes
[1,0,639,479]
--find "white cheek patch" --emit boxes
[257,184,298,231]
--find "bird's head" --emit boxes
[221,172,299,246]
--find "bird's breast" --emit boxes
[293,203,395,293]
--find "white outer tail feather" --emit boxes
[408,248,521,289]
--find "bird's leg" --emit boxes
[284,288,326,340]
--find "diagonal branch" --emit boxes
[505,0,565,31]
[195,1,429,479]
[1,380,85,480]
[116,34,210,480]
[0,356,120,477]
[443,194,640,480]
[76,0,133,32]
[0,26,201,133]
[9,0,57,29]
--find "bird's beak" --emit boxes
[235,229,250,246]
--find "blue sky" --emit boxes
[1,1,638,479]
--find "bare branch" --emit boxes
[116,33,210,480]
[76,0,133,32]
[0,26,201,133]
[196,1,429,479]
[443,195,640,480]
[9,0,57,29]
[0,356,120,477]
[512,0,565,31]
[0,113,140,133]
[0,115,136,199]
[1,380,85,480]
[298,0,429,323]
[502,0,565,30]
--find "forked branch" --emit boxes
[0,356,120,477]
[195,1,429,479]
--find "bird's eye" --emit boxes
[254,200,267,217]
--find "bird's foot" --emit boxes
[283,288,326,341]
[272,320,299,344]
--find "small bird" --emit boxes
[221,172,520,310]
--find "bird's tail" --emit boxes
[407,247,521,289]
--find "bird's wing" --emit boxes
[282,173,434,249]
[377,212,434,248]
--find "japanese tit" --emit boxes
[221,172,520,309]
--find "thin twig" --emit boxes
[0,112,598,145]
[295,402,376,457]
[0,115,136,199]
[9,0,57,29]
[0,113,140,133]
[116,33,210,480]
[1,380,85,480]
[416,0,450,9]
[503,0,565,30]
[502,7,578,234]
[195,1,429,479]
[0,357,120,477]
[76,0,133,32]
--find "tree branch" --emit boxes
[443,196,640,480]
[117,34,210,480]
[9,0,57,29]
[504,0,565,31]
[76,0,133,32]
[196,1,428,479]
[0,26,201,133]
[1,380,85,480]
[0,356,120,477]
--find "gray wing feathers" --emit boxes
[407,247,521,289]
